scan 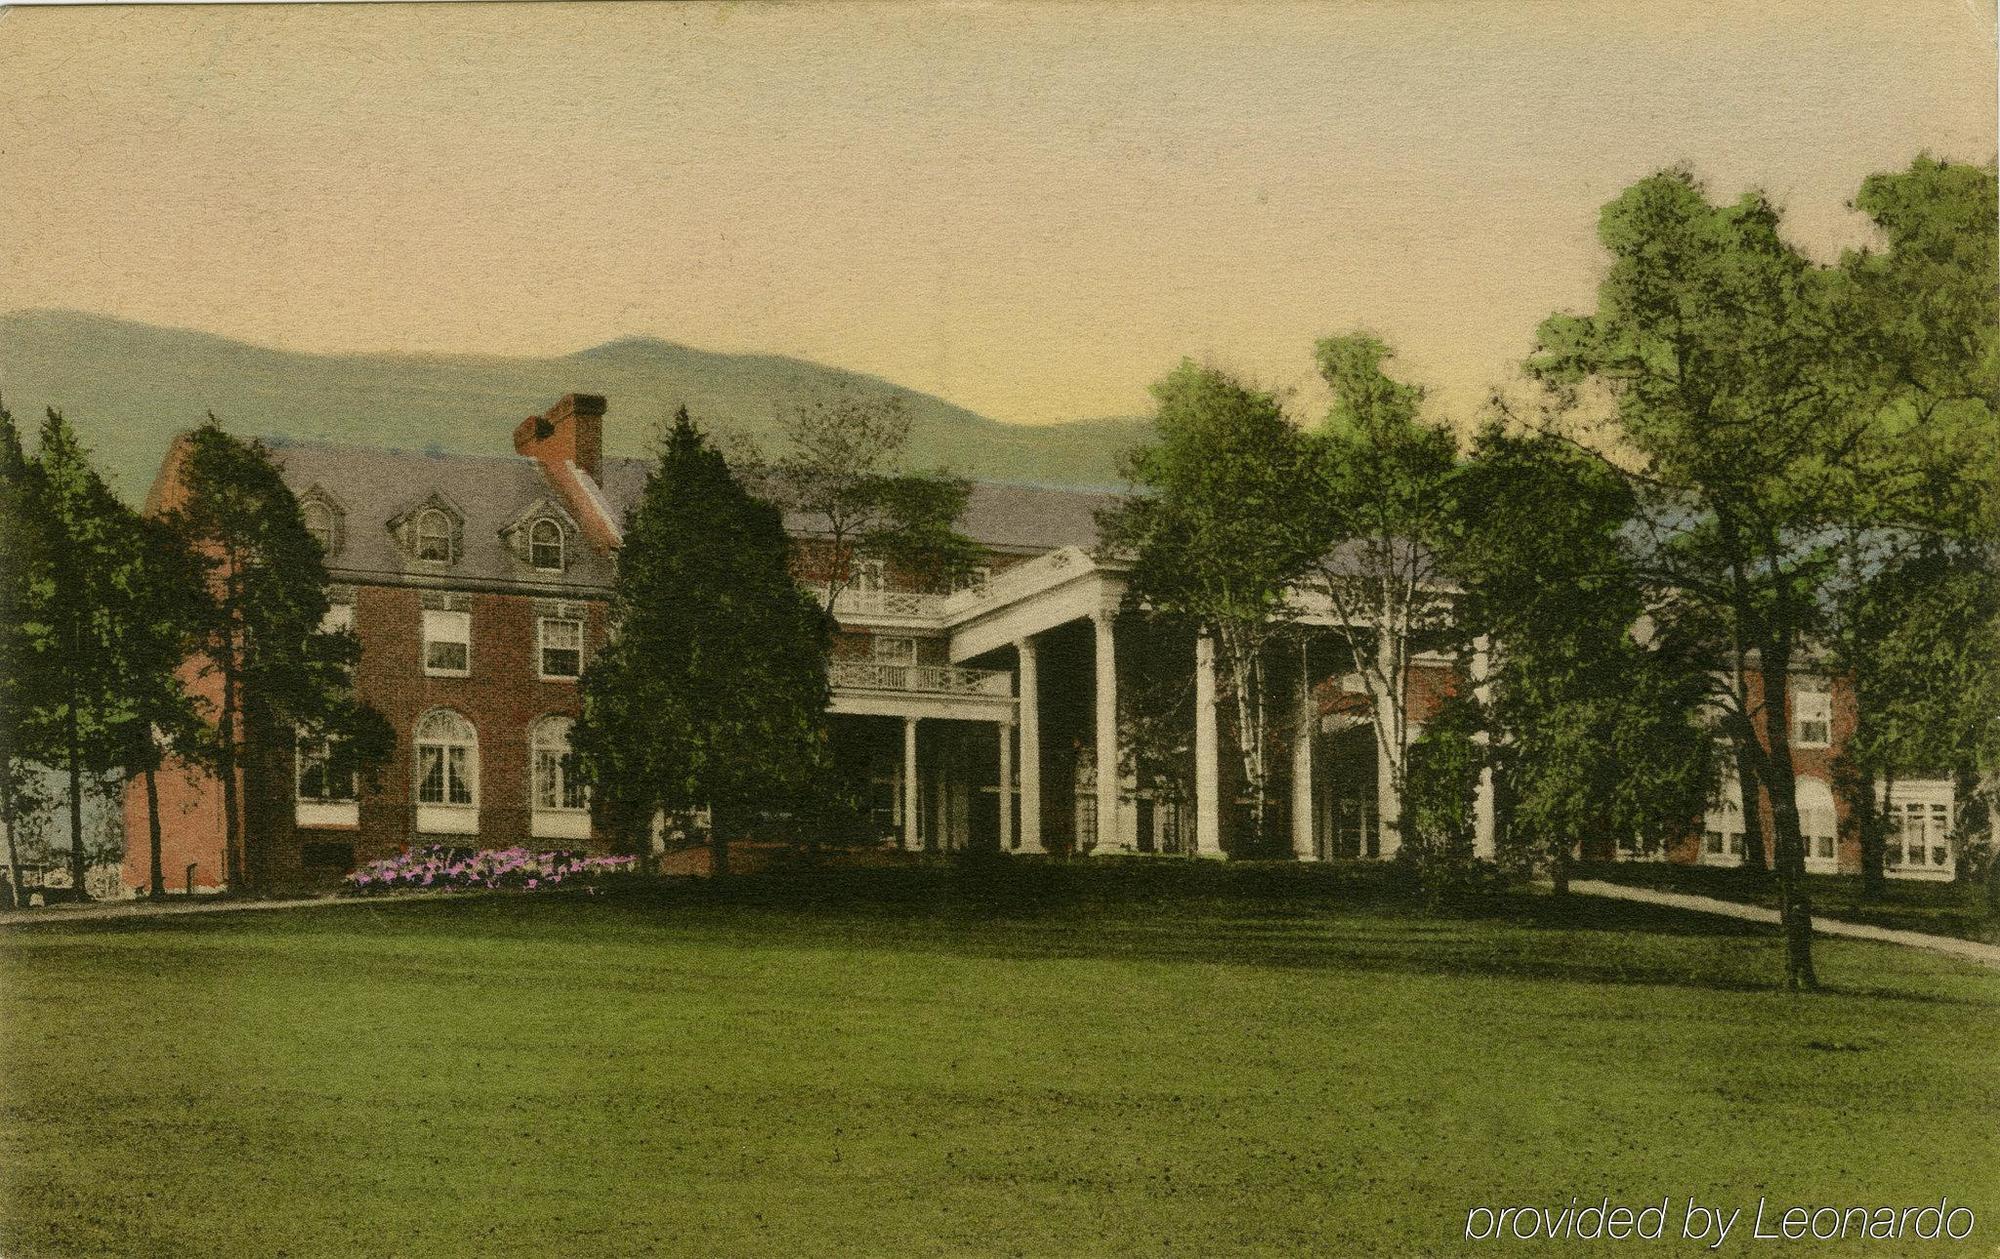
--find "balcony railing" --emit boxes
[821,586,946,620]
[830,660,1013,698]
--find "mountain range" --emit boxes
[0,310,1148,503]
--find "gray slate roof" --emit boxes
[267,439,1120,594]
[600,455,1117,553]
[268,440,620,593]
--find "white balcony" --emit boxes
[820,586,948,621]
[830,659,1013,697]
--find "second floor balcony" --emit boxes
[830,659,1013,698]
[820,585,947,621]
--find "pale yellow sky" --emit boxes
[1,1,1993,425]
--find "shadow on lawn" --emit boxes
[51,861,1999,1004]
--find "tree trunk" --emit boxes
[1731,735,1771,878]
[1858,768,1889,903]
[0,753,22,910]
[145,761,166,897]
[64,690,90,901]
[1760,660,1817,992]
[1550,841,1570,896]
[218,655,242,893]
[711,805,730,878]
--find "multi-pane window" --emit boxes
[530,519,564,571]
[539,617,583,679]
[1792,678,1832,747]
[302,501,336,555]
[1889,801,1952,869]
[531,717,587,812]
[872,635,917,664]
[295,732,357,803]
[415,508,453,562]
[1798,779,1838,863]
[423,609,470,676]
[951,565,992,594]
[415,710,477,807]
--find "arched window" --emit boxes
[529,519,564,571]
[302,501,336,555]
[414,709,477,808]
[415,508,453,562]
[531,716,587,812]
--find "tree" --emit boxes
[1299,334,1465,863]
[0,403,43,907]
[1448,424,1716,895]
[168,421,390,893]
[107,515,214,896]
[572,408,835,876]
[16,410,133,900]
[1097,361,1318,850]
[1527,167,1966,990]
[766,389,980,613]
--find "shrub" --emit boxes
[345,845,637,895]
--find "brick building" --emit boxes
[124,393,1957,893]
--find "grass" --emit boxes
[2,862,1997,1258]
[1575,859,2000,945]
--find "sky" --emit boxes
[1,0,1993,427]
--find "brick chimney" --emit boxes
[512,393,606,482]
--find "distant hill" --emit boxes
[0,310,1149,503]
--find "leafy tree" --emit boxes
[1399,691,1484,907]
[1300,335,1465,861]
[168,421,390,892]
[1448,424,1715,894]
[1527,166,1969,989]
[16,410,133,900]
[765,389,980,612]
[1097,361,1318,848]
[572,408,834,876]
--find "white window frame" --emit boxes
[872,635,918,665]
[529,518,564,572]
[530,716,591,839]
[1796,778,1838,870]
[294,728,359,828]
[414,507,454,563]
[538,616,584,681]
[1792,677,1832,748]
[413,709,478,834]
[422,609,471,677]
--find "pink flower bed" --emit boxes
[345,845,638,894]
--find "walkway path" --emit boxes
[0,891,458,930]
[1571,879,2000,971]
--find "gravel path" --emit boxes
[1570,878,2000,971]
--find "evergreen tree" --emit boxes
[167,420,391,893]
[16,410,132,900]
[0,403,43,906]
[572,408,834,876]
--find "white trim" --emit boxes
[537,615,584,681]
[295,801,359,829]
[415,804,479,835]
[422,608,472,677]
[531,810,592,840]
[564,460,624,545]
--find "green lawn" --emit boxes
[1576,860,2000,945]
[2,864,1996,1258]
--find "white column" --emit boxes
[1292,663,1317,861]
[902,715,920,852]
[1194,632,1223,857]
[997,720,1014,851]
[1016,638,1044,853]
[1472,635,1497,861]
[1093,610,1120,855]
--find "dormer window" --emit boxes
[303,501,336,555]
[530,519,564,571]
[415,509,453,562]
